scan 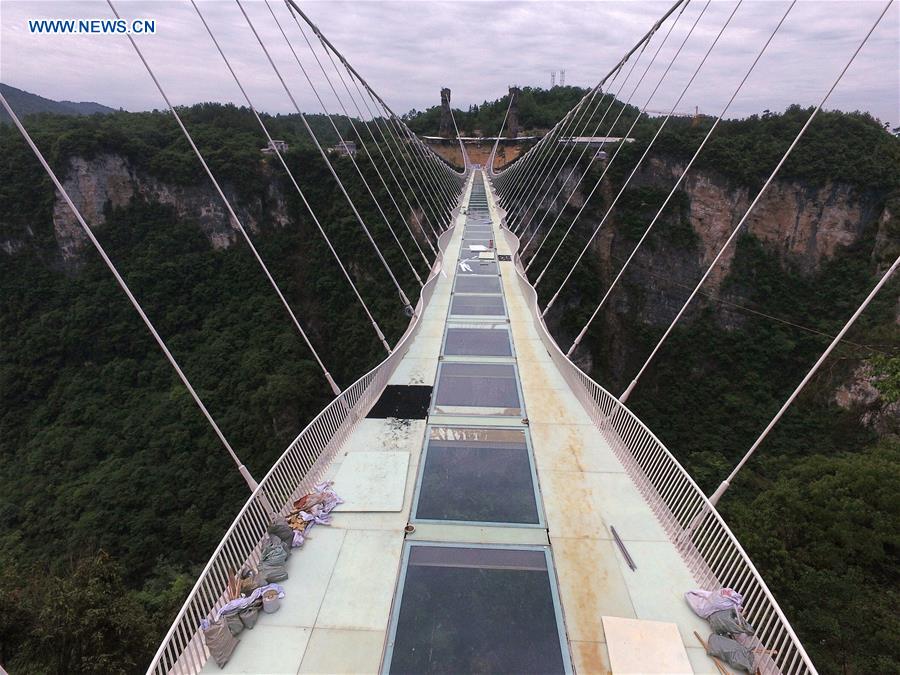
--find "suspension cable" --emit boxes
[535,0,713,290]
[514,0,689,240]
[526,6,686,276]
[709,253,898,505]
[508,88,606,231]
[619,0,895,404]
[448,102,470,173]
[237,0,413,314]
[567,0,797,358]
[0,90,265,497]
[280,3,430,275]
[302,18,438,256]
[504,99,593,224]
[487,93,514,176]
[262,1,424,292]
[519,63,636,254]
[516,70,628,243]
[106,0,344,396]
[352,79,444,241]
[190,0,391,355]
[283,0,465,212]
[492,0,689,189]
[285,6,431,269]
[372,98,452,228]
[518,17,672,255]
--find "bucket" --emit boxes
[262,589,281,614]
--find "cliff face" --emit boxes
[631,158,889,284]
[525,154,897,394]
[531,155,894,313]
[39,154,289,270]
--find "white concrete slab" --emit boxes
[298,628,386,675]
[338,418,426,457]
[602,616,693,675]
[200,624,311,674]
[316,530,404,632]
[333,452,410,512]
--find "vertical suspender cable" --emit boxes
[567,0,797,357]
[106,0,343,396]
[0,91,266,499]
[619,0,895,404]
[191,0,392,355]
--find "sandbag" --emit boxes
[706,634,754,672]
[224,612,244,636]
[267,517,294,556]
[202,619,239,668]
[708,607,754,636]
[240,603,261,629]
[258,536,289,582]
[685,588,743,618]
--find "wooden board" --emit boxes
[602,616,693,674]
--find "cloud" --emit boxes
[1,0,897,126]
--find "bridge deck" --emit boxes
[203,171,716,674]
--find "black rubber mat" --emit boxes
[367,385,433,419]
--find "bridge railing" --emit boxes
[499,223,817,675]
[147,195,463,674]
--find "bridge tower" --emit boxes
[507,86,521,139]
[439,87,453,138]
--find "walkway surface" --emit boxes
[202,170,717,674]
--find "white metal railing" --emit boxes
[147,184,467,674]
[499,222,817,675]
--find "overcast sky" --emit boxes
[1,0,898,127]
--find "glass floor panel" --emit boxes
[415,427,539,524]
[450,294,505,317]
[454,275,501,293]
[386,544,568,674]
[444,324,512,356]
[433,362,521,412]
[456,258,499,275]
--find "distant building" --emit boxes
[331,140,357,157]
[261,139,289,155]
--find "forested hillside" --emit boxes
[0,91,897,674]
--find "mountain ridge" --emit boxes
[0,82,117,123]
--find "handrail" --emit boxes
[147,179,469,675]
[492,183,817,675]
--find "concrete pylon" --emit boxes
[508,86,521,139]
[439,88,453,138]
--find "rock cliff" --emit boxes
[43,153,290,270]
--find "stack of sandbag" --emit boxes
[685,588,757,673]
